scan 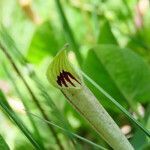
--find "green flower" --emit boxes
[46,45,134,150]
[46,46,82,89]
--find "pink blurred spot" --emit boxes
[0,80,10,94]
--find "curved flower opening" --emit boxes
[46,47,82,89]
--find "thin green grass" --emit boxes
[0,25,27,65]
[55,0,83,64]
[2,63,45,149]
[0,134,10,150]
[0,42,65,150]
[0,91,43,150]
[0,27,79,148]
[25,110,108,150]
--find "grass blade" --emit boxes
[55,0,82,64]
[0,25,27,65]
[0,29,78,148]
[0,91,43,150]
[2,63,45,149]
[81,71,150,137]
[0,42,65,150]
[25,111,108,150]
[0,134,10,150]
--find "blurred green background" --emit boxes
[0,0,150,149]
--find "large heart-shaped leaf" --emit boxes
[83,45,150,111]
[97,20,118,45]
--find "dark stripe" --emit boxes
[62,70,75,87]
[57,70,81,87]
[66,71,81,84]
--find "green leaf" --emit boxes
[27,21,60,63]
[131,129,148,150]
[97,21,118,45]
[0,135,10,150]
[83,45,150,109]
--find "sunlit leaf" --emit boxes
[83,45,150,110]
[27,21,60,63]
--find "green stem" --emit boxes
[62,86,134,150]
[0,134,10,150]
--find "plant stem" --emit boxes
[0,43,64,150]
[62,85,134,150]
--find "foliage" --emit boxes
[0,0,150,149]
